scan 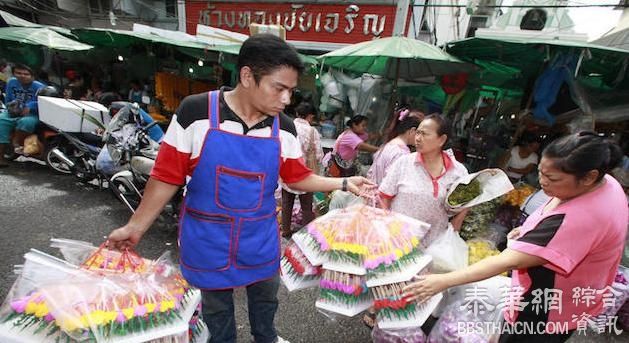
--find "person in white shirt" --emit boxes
[502,133,541,183]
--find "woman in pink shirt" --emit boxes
[367,111,421,185]
[327,115,378,177]
[404,132,628,343]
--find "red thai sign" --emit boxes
[185,1,401,44]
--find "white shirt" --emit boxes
[506,146,538,179]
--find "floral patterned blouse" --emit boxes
[379,150,468,247]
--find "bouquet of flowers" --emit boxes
[283,204,444,327]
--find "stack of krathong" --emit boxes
[0,240,202,343]
[283,204,442,327]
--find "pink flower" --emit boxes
[115,311,126,323]
[134,305,147,316]
[10,298,27,313]
[44,313,55,322]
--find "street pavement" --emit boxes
[0,160,626,342]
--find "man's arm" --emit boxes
[508,163,537,175]
[108,177,180,249]
[287,174,374,195]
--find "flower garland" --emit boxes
[318,270,369,305]
[371,282,418,320]
[304,205,426,272]
[283,244,321,276]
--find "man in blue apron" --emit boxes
[107,34,373,343]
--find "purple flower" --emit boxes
[10,298,27,313]
[134,305,147,316]
[115,311,126,323]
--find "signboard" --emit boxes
[186,1,401,44]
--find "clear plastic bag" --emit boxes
[0,243,197,343]
[428,299,503,343]
[280,242,322,291]
[372,324,427,343]
[425,224,468,273]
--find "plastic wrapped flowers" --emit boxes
[282,204,443,327]
[0,239,202,343]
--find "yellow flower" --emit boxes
[394,249,404,258]
[122,307,135,319]
[145,303,156,313]
[411,237,419,246]
[58,317,82,332]
[25,301,38,315]
[90,310,107,326]
[34,303,49,318]
[104,311,117,323]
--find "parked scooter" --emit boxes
[46,126,106,185]
[102,103,180,220]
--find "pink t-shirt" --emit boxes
[367,141,411,185]
[505,175,628,330]
[334,130,368,161]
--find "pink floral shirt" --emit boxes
[294,118,324,166]
[282,118,324,194]
[379,150,468,247]
[367,141,411,185]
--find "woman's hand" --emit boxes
[403,274,451,303]
[507,227,521,240]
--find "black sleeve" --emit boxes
[175,92,209,130]
[278,112,297,137]
[518,214,566,247]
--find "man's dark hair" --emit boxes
[13,63,33,75]
[237,34,304,84]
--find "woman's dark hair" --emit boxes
[346,115,368,128]
[423,114,451,137]
[295,102,316,119]
[237,34,304,84]
[387,115,421,142]
[542,131,623,182]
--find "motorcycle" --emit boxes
[103,103,181,223]
[44,126,107,186]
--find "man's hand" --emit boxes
[346,176,376,197]
[107,224,145,250]
[402,274,450,303]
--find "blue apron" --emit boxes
[179,90,281,289]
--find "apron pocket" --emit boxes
[235,213,279,268]
[216,166,265,212]
[180,209,233,271]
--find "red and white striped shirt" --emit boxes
[151,89,312,186]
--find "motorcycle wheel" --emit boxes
[109,177,141,212]
[45,143,73,175]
